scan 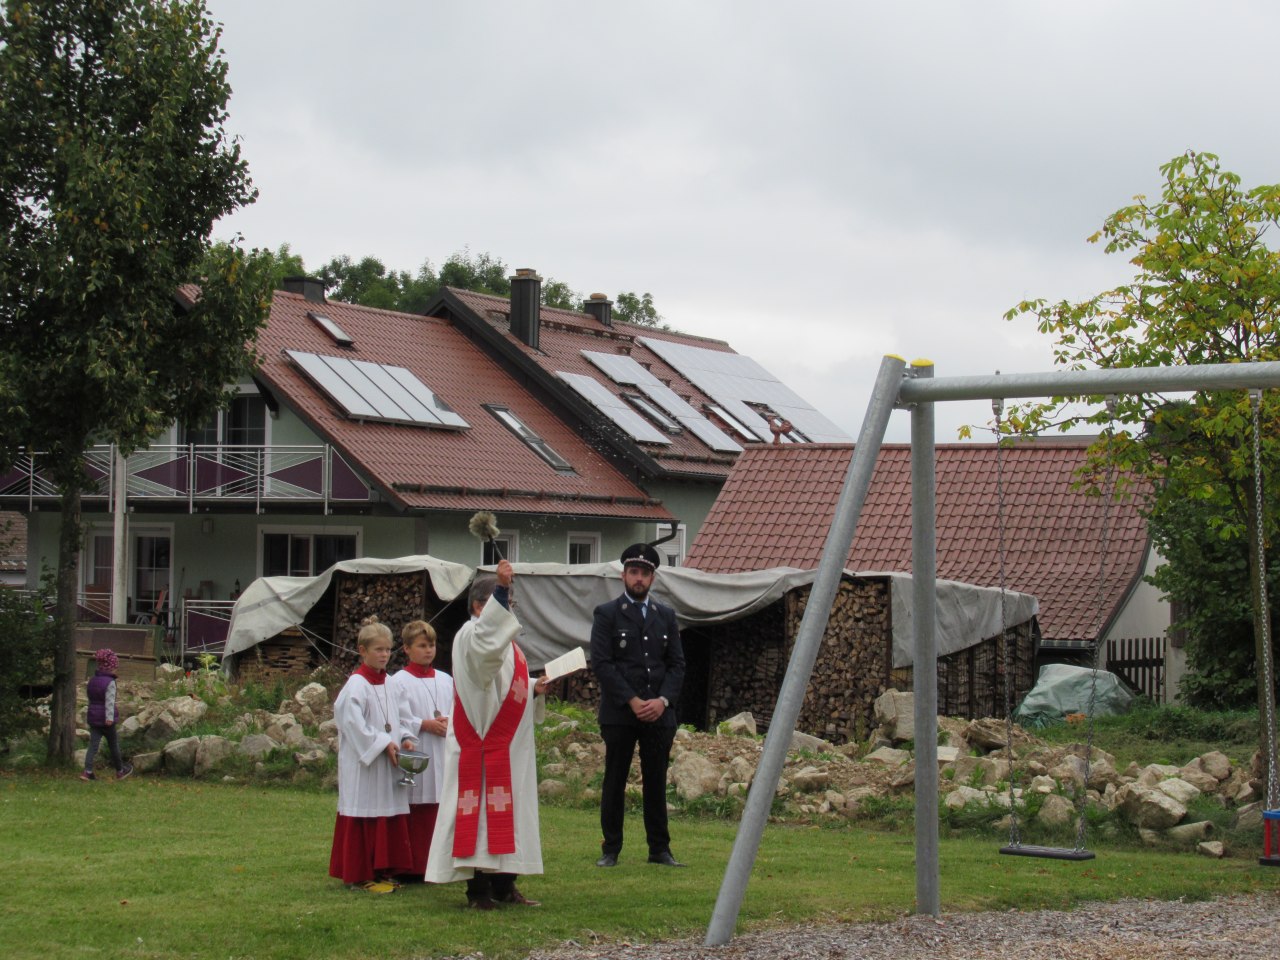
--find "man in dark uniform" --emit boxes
[589,542,686,868]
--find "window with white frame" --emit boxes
[482,530,518,565]
[654,522,686,567]
[260,525,361,578]
[567,532,600,565]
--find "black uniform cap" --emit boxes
[620,542,661,570]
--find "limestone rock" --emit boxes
[1049,754,1088,793]
[865,746,911,767]
[293,748,327,767]
[145,712,185,747]
[1137,763,1181,787]
[132,751,162,773]
[1175,765,1220,793]
[873,690,914,743]
[720,712,757,737]
[1156,777,1201,806]
[156,662,184,681]
[538,779,569,799]
[1197,751,1232,781]
[1036,793,1076,827]
[1114,782,1186,829]
[195,735,234,776]
[944,785,987,810]
[265,714,305,746]
[163,736,200,775]
[118,716,143,739]
[789,731,831,754]
[1166,819,1214,842]
[727,755,756,786]
[937,716,970,752]
[1234,802,1264,831]
[890,761,916,791]
[1029,775,1057,795]
[670,750,721,801]
[1085,757,1120,792]
[791,766,830,793]
[964,717,1012,752]
[936,746,960,765]
[1197,840,1225,858]
[952,755,1009,787]
[160,696,209,729]
[293,682,329,714]
[237,733,279,760]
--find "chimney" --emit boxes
[508,268,541,349]
[282,276,326,303]
[584,292,613,327]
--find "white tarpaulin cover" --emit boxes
[224,555,1038,670]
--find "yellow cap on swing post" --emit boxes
[911,358,934,368]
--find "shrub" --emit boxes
[0,589,58,742]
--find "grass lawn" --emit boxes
[4,770,1279,960]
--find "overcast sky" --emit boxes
[204,1,1280,443]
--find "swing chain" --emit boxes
[993,399,1022,848]
[1250,389,1279,810]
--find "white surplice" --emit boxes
[425,595,544,882]
[388,667,454,804]
[333,672,413,818]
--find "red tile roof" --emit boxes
[444,289,756,480]
[685,441,1152,644]
[254,291,673,520]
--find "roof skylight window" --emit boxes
[308,311,354,347]
[623,393,681,433]
[485,404,576,473]
[285,350,468,430]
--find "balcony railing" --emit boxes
[0,444,369,510]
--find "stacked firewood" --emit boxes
[235,628,316,683]
[791,578,894,743]
[330,571,430,672]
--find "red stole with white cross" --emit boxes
[451,642,528,857]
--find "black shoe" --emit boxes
[596,853,618,867]
[647,851,686,867]
[495,888,541,906]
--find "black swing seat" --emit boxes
[1000,844,1096,861]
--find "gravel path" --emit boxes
[525,893,1280,960]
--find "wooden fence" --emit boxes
[1106,635,1166,702]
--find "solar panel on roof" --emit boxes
[639,338,849,443]
[558,371,671,445]
[580,350,741,452]
[285,350,469,430]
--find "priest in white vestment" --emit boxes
[426,559,548,908]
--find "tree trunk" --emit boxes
[45,486,83,766]
[1244,497,1280,807]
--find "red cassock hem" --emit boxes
[405,802,440,876]
[328,813,414,884]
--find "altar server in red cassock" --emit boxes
[329,619,417,893]
[389,619,453,877]
[425,560,549,909]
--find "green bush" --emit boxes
[0,590,57,742]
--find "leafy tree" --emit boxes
[614,290,664,327]
[435,248,510,298]
[317,254,406,311]
[1005,151,1280,776]
[0,0,273,764]
[540,277,580,311]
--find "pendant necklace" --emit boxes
[373,681,392,733]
